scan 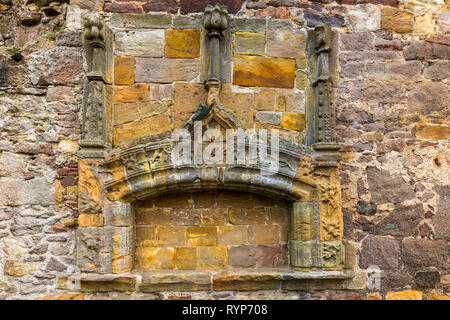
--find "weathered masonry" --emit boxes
[0,0,448,300]
[70,6,358,293]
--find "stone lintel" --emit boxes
[65,270,355,293]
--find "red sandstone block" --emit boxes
[104,3,143,13]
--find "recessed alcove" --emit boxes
[134,191,290,272]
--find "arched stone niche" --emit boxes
[70,10,357,293]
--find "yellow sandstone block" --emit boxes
[176,247,197,270]
[233,55,295,88]
[114,57,135,85]
[429,292,450,300]
[78,214,104,227]
[114,84,150,103]
[415,124,450,140]
[386,290,423,300]
[136,246,175,270]
[165,29,200,58]
[281,113,306,131]
[381,7,414,33]
[113,113,171,145]
[187,227,217,246]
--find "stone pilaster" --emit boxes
[305,23,341,162]
[79,15,113,158]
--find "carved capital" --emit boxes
[83,15,106,81]
[83,15,105,47]
[203,4,229,38]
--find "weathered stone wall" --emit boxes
[0,0,448,300]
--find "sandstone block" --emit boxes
[143,0,179,13]
[367,167,415,204]
[234,32,265,55]
[438,10,450,33]
[424,61,450,81]
[213,273,281,291]
[219,84,255,128]
[429,292,450,300]
[180,0,245,14]
[176,247,197,269]
[136,226,155,247]
[165,29,200,58]
[233,55,295,88]
[80,277,137,292]
[136,246,176,270]
[136,207,201,226]
[359,235,400,270]
[281,113,306,131]
[266,20,306,59]
[114,57,135,85]
[153,194,192,208]
[255,111,282,125]
[432,185,450,240]
[386,290,423,300]
[201,209,228,226]
[228,246,257,268]
[407,81,449,114]
[115,30,164,57]
[187,227,217,246]
[104,2,142,13]
[197,246,228,270]
[104,202,133,227]
[29,47,83,85]
[218,226,248,245]
[0,178,54,206]
[4,261,36,276]
[114,84,150,103]
[109,13,172,29]
[381,7,414,33]
[156,227,187,246]
[135,58,200,83]
[372,204,424,237]
[402,239,448,269]
[113,113,171,145]
[173,82,206,128]
[229,208,265,225]
[414,271,441,288]
[386,61,422,79]
[2,239,28,260]
[340,32,374,51]
[218,191,254,208]
[249,225,279,244]
[347,4,381,32]
[140,272,211,292]
[112,227,133,274]
[78,214,104,227]
[415,124,450,140]
[404,0,445,15]
[255,244,288,268]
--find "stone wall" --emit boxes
[0,0,448,300]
